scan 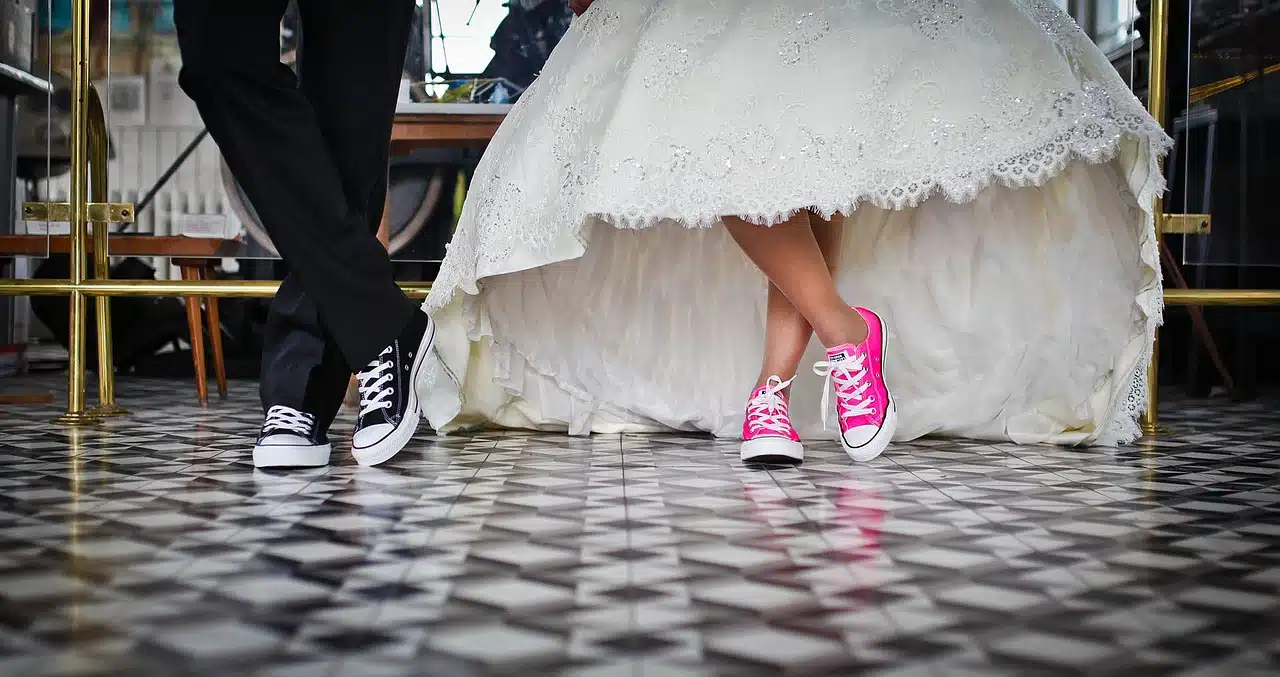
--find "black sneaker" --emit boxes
[253,405,331,468]
[351,311,436,466]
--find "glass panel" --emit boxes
[1,0,53,350]
[7,0,55,256]
[1172,0,1280,267]
[1095,0,1140,52]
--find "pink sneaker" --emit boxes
[740,376,804,464]
[813,307,897,462]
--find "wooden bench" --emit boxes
[0,234,234,405]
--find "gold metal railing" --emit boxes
[0,0,433,423]
[1141,0,1280,435]
[87,84,126,418]
[1,0,1278,430]
[44,0,93,425]
[1143,0,1170,436]
[0,0,133,423]
[6,279,434,298]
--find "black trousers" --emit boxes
[174,0,418,431]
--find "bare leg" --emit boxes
[726,211,867,359]
[811,211,845,270]
[753,211,848,386]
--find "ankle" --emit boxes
[754,373,795,390]
[815,307,869,348]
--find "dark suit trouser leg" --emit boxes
[173,0,416,429]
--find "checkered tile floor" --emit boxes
[0,375,1277,677]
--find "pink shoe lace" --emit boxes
[742,376,800,441]
[813,308,895,462]
[812,310,891,437]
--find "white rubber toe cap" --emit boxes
[352,423,394,451]
[839,405,897,463]
[741,436,804,464]
[252,436,331,468]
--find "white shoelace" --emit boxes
[813,355,875,430]
[746,375,794,436]
[263,405,315,436]
[356,347,395,418]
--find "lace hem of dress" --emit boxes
[1107,141,1167,446]
[425,129,1170,446]
[584,117,1170,232]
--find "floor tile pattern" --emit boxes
[0,376,1277,676]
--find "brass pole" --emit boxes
[1141,0,1170,437]
[1163,289,1280,306]
[0,278,434,298]
[87,86,126,417]
[54,0,99,425]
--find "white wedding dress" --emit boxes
[418,0,1171,446]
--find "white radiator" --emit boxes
[27,124,241,281]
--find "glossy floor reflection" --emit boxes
[0,377,1277,677]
